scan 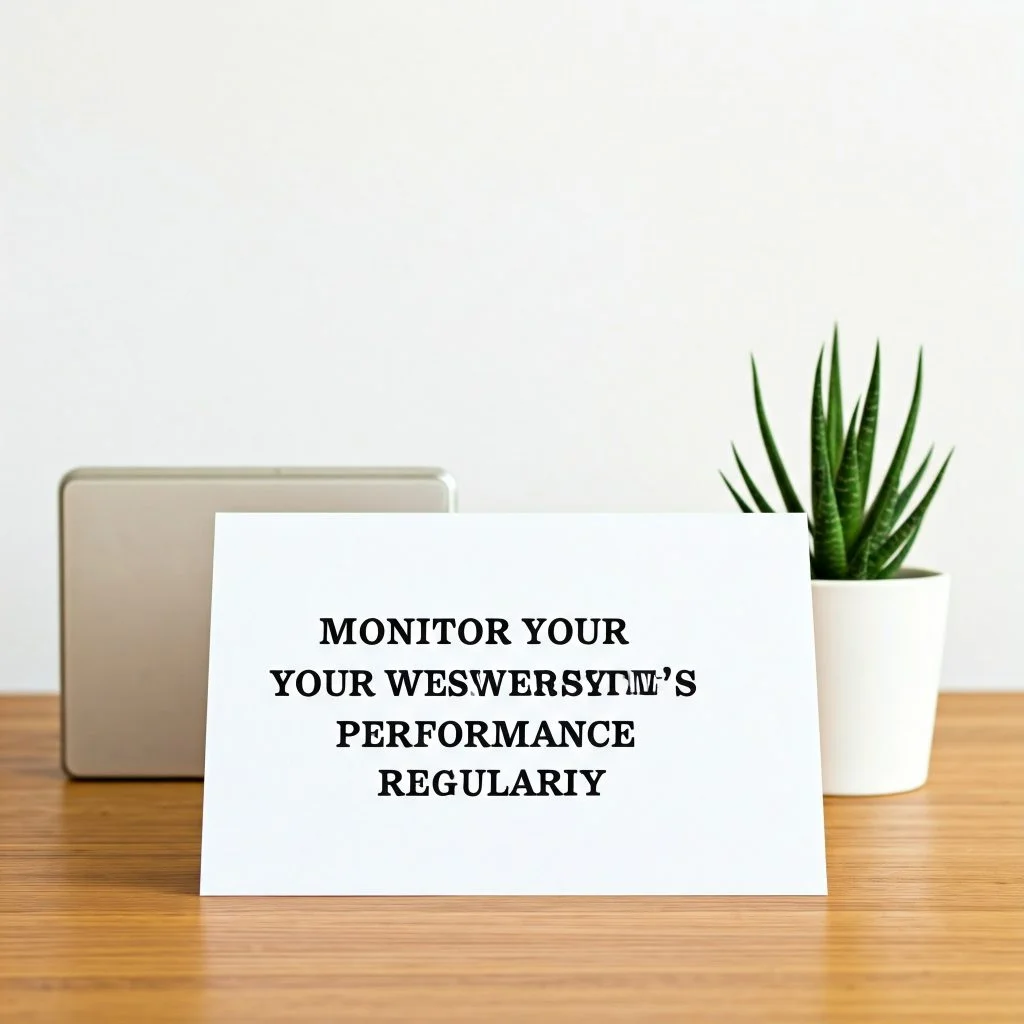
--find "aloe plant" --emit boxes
[721,326,953,580]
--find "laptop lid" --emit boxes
[60,467,456,778]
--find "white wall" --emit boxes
[2,2,1021,692]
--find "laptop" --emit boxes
[59,467,456,778]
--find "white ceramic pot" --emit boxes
[812,569,951,796]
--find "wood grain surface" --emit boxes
[2,694,1023,1022]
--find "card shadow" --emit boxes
[59,778,203,896]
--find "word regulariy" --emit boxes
[378,767,607,798]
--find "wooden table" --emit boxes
[2,694,1023,1022]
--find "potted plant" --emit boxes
[721,327,953,796]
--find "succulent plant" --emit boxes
[721,326,953,580]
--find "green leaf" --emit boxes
[893,445,933,523]
[871,449,953,574]
[826,324,844,475]
[751,356,805,515]
[833,399,862,551]
[720,472,753,513]
[847,550,871,580]
[856,342,881,506]
[811,350,848,578]
[878,520,922,578]
[850,349,924,575]
[731,444,774,512]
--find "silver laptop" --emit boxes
[60,467,456,778]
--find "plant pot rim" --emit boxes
[811,567,948,587]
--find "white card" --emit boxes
[200,513,826,896]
